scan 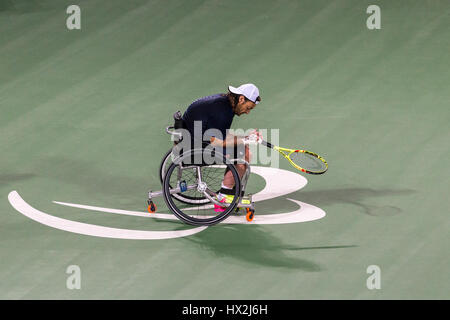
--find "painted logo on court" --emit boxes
[7,167,325,240]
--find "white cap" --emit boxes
[228,83,261,104]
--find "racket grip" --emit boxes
[261,140,273,148]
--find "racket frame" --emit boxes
[261,140,328,175]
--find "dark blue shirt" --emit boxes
[182,94,234,144]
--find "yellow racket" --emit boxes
[261,140,328,175]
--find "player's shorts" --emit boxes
[222,143,246,160]
[173,140,246,166]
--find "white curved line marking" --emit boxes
[52,201,177,220]
[184,166,307,210]
[221,198,325,224]
[8,191,207,240]
[251,166,307,202]
[50,166,324,225]
[53,198,325,225]
[7,167,325,240]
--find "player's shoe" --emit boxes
[214,194,234,213]
[214,194,251,213]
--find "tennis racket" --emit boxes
[261,140,328,175]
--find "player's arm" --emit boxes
[210,130,262,147]
[209,134,244,147]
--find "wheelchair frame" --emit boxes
[147,124,256,226]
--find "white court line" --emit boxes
[51,166,319,225]
[7,167,326,240]
[53,198,325,225]
[8,191,207,240]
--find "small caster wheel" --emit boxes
[246,208,254,222]
[147,201,156,213]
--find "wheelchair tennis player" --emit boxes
[178,83,262,212]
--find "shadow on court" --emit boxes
[0,173,36,188]
[29,156,159,207]
[0,0,46,13]
[293,187,416,216]
[185,225,357,272]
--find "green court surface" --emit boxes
[0,0,449,299]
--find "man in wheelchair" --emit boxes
[176,83,262,213]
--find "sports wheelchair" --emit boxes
[147,111,255,226]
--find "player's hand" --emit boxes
[244,129,263,145]
[251,129,263,140]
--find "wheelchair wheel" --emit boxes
[162,148,241,226]
[159,148,210,205]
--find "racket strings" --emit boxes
[289,151,327,173]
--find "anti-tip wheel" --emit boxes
[246,208,255,222]
[147,201,157,213]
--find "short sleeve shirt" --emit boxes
[182,94,235,143]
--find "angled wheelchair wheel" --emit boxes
[159,148,210,205]
[162,148,241,226]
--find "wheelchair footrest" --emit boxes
[238,193,253,207]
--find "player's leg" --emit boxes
[215,144,250,212]
[222,145,249,187]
